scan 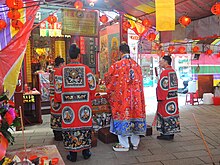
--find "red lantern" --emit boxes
[168,46,175,53]
[100,15,108,23]
[192,46,200,53]
[7,10,21,20]
[217,52,220,58]
[179,15,191,27]
[0,19,7,30]
[211,3,220,16]
[123,21,131,28]
[206,49,213,55]
[142,18,151,27]
[146,33,156,41]
[12,20,23,29]
[6,0,23,9]
[178,46,186,54]
[47,15,57,24]
[74,1,83,9]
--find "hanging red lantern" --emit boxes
[6,0,23,9]
[12,20,23,29]
[7,10,21,20]
[168,46,175,53]
[0,19,7,30]
[216,52,220,58]
[179,15,191,27]
[100,15,108,23]
[178,46,186,54]
[206,49,213,55]
[211,3,220,16]
[123,21,131,28]
[47,15,57,24]
[142,18,151,27]
[146,33,156,41]
[74,1,83,9]
[192,46,200,53]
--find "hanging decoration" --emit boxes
[74,1,83,9]
[142,18,151,27]
[47,15,57,24]
[211,3,220,16]
[146,33,156,41]
[168,46,175,53]
[206,49,213,55]
[122,21,131,31]
[11,20,23,29]
[0,19,7,30]
[178,15,191,27]
[192,46,200,53]
[5,0,24,9]
[7,10,21,20]
[178,46,186,54]
[100,15,108,23]
[87,0,97,7]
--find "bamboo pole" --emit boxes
[192,113,215,165]
[19,106,27,159]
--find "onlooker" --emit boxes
[54,44,96,162]
[156,55,180,140]
[49,56,65,141]
[104,42,146,151]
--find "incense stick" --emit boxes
[192,113,215,165]
[19,106,27,159]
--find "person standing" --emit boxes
[104,42,146,151]
[49,57,65,141]
[54,44,96,161]
[156,55,180,140]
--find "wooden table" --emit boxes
[6,145,65,164]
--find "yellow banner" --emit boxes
[61,9,98,37]
[156,0,175,31]
[55,41,66,59]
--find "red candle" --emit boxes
[41,156,48,164]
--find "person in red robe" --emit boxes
[156,55,180,140]
[54,44,96,162]
[49,57,65,141]
[104,42,146,151]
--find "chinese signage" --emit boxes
[61,9,98,37]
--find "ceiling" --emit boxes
[0,0,217,26]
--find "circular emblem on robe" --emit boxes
[165,101,177,115]
[51,98,61,111]
[62,106,75,124]
[160,76,168,90]
[87,73,96,90]
[78,105,92,123]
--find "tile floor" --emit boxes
[7,98,220,165]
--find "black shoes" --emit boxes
[157,134,174,140]
[82,149,92,160]
[67,152,77,162]
[66,149,91,162]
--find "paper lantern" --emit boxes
[206,49,213,55]
[74,1,83,9]
[123,21,131,28]
[12,20,23,29]
[211,3,220,16]
[179,15,191,27]
[168,46,175,53]
[6,0,23,9]
[178,46,186,54]
[146,33,156,41]
[192,46,200,53]
[142,18,151,27]
[7,9,21,20]
[100,15,108,23]
[47,15,57,24]
[0,19,7,30]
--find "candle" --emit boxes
[40,156,48,164]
